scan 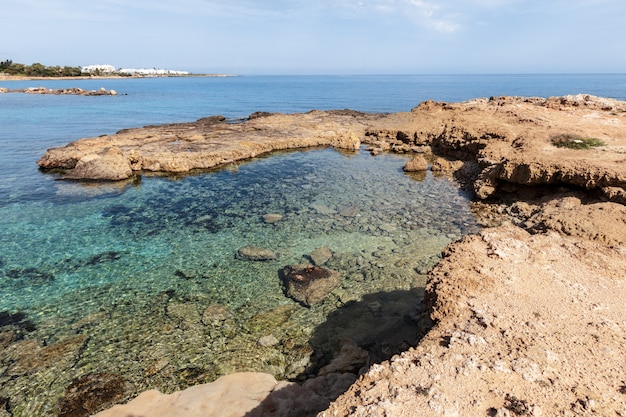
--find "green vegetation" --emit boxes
[550,133,606,150]
[0,59,83,77]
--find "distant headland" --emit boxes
[0,60,234,80]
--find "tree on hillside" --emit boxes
[0,60,84,77]
[0,59,13,71]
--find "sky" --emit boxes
[2,0,625,74]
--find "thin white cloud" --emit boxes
[1,0,484,34]
[195,0,463,31]
[403,0,461,32]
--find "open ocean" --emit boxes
[1,74,625,416]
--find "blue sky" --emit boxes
[2,0,624,74]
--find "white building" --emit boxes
[118,68,190,76]
[81,64,117,74]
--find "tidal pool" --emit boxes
[0,148,479,416]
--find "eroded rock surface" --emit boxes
[38,111,373,180]
[323,225,626,416]
[37,95,626,207]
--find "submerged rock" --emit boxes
[257,334,280,347]
[5,267,54,286]
[236,246,276,261]
[86,251,122,265]
[0,311,35,332]
[8,335,88,376]
[307,247,333,266]
[318,339,370,376]
[262,213,283,224]
[201,304,235,326]
[280,264,340,307]
[56,373,127,417]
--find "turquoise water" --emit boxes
[1,74,625,416]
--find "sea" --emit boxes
[1,74,625,416]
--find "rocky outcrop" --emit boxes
[0,86,118,95]
[524,196,626,247]
[364,95,626,202]
[37,95,626,206]
[37,111,376,180]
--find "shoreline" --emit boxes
[0,73,237,81]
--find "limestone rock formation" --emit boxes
[37,111,378,181]
[37,95,626,207]
[63,147,133,181]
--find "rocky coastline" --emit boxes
[33,95,626,416]
[0,86,119,96]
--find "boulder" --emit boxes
[403,155,428,172]
[280,264,340,307]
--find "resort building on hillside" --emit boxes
[80,65,190,76]
[81,64,117,74]
[118,68,190,76]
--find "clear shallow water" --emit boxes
[1,74,625,416]
[1,147,478,416]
